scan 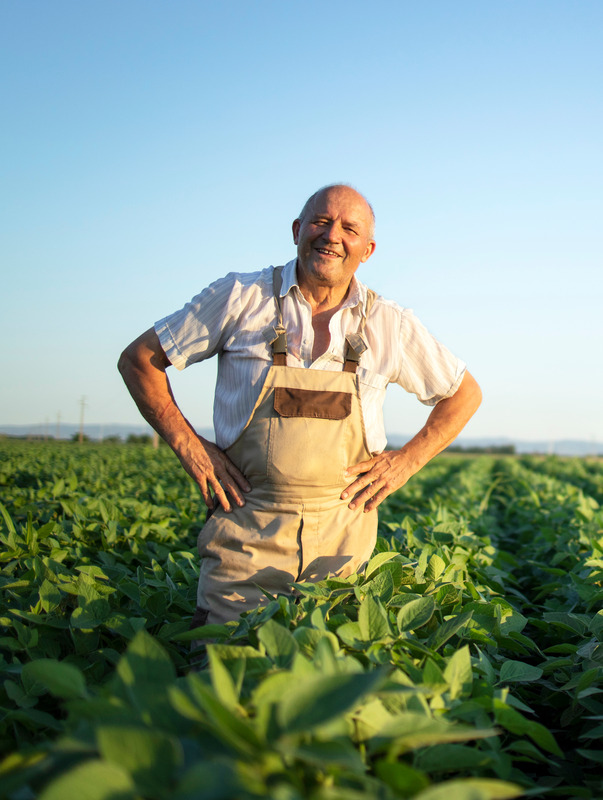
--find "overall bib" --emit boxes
[195,267,378,626]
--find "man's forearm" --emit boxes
[117,327,250,511]
[397,369,483,476]
[117,333,197,453]
[342,370,482,512]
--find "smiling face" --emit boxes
[292,186,376,294]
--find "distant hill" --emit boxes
[1,423,601,457]
[387,435,603,457]
[0,423,216,442]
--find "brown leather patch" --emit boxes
[274,387,352,419]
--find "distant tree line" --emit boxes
[446,444,516,455]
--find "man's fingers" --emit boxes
[224,465,251,494]
[341,470,374,501]
[346,477,385,509]
[180,440,252,513]
[210,480,233,513]
[363,485,389,512]
[223,459,251,492]
[198,477,216,511]
[344,459,373,479]
[218,476,246,510]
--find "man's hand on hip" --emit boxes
[341,450,413,513]
[117,326,250,513]
[341,371,482,512]
[177,436,251,513]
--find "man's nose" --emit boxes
[321,221,342,241]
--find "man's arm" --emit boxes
[342,370,482,512]
[117,327,250,512]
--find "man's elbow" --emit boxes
[117,343,141,384]
[461,371,482,416]
[117,347,132,379]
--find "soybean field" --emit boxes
[1,440,602,799]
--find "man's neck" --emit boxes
[295,264,354,318]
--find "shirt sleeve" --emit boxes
[394,309,466,406]
[154,272,247,371]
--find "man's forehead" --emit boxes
[309,187,371,219]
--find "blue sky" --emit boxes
[2,0,602,444]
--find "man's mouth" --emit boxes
[315,247,340,258]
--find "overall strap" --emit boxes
[343,288,377,373]
[271,266,288,366]
[268,267,376,372]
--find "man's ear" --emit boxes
[292,218,300,244]
[361,240,376,263]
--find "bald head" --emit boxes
[298,184,375,238]
[292,183,377,295]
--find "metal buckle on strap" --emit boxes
[273,328,288,355]
[262,326,280,345]
[264,324,288,355]
[345,333,368,362]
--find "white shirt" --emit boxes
[155,259,466,453]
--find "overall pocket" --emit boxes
[267,389,351,487]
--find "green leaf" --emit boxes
[71,599,110,629]
[494,700,563,756]
[397,596,435,632]
[174,761,241,800]
[208,646,239,709]
[97,725,182,794]
[364,551,401,580]
[429,610,473,652]
[21,659,87,700]
[364,569,395,604]
[116,630,176,687]
[38,579,62,613]
[542,611,587,635]
[497,660,543,684]
[38,759,136,800]
[278,671,383,734]
[443,645,473,699]
[413,778,523,800]
[359,594,391,640]
[575,748,603,764]
[173,623,231,642]
[257,618,298,667]
[286,739,366,773]
[415,744,496,772]
[293,626,339,658]
[368,712,497,754]
[336,621,366,648]
[185,674,264,756]
[425,554,446,581]
[4,679,39,708]
[374,759,429,795]
[0,501,17,535]
[423,658,446,687]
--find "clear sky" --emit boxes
[2,0,602,444]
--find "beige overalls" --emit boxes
[195,267,378,626]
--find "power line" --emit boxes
[78,396,87,444]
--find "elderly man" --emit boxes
[118,184,481,626]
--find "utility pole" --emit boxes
[78,396,87,444]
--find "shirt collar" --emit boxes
[280,259,369,316]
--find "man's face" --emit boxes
[292,186,376,292]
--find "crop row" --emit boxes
[0,442,602,799]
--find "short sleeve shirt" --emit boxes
[155,259,466,453]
